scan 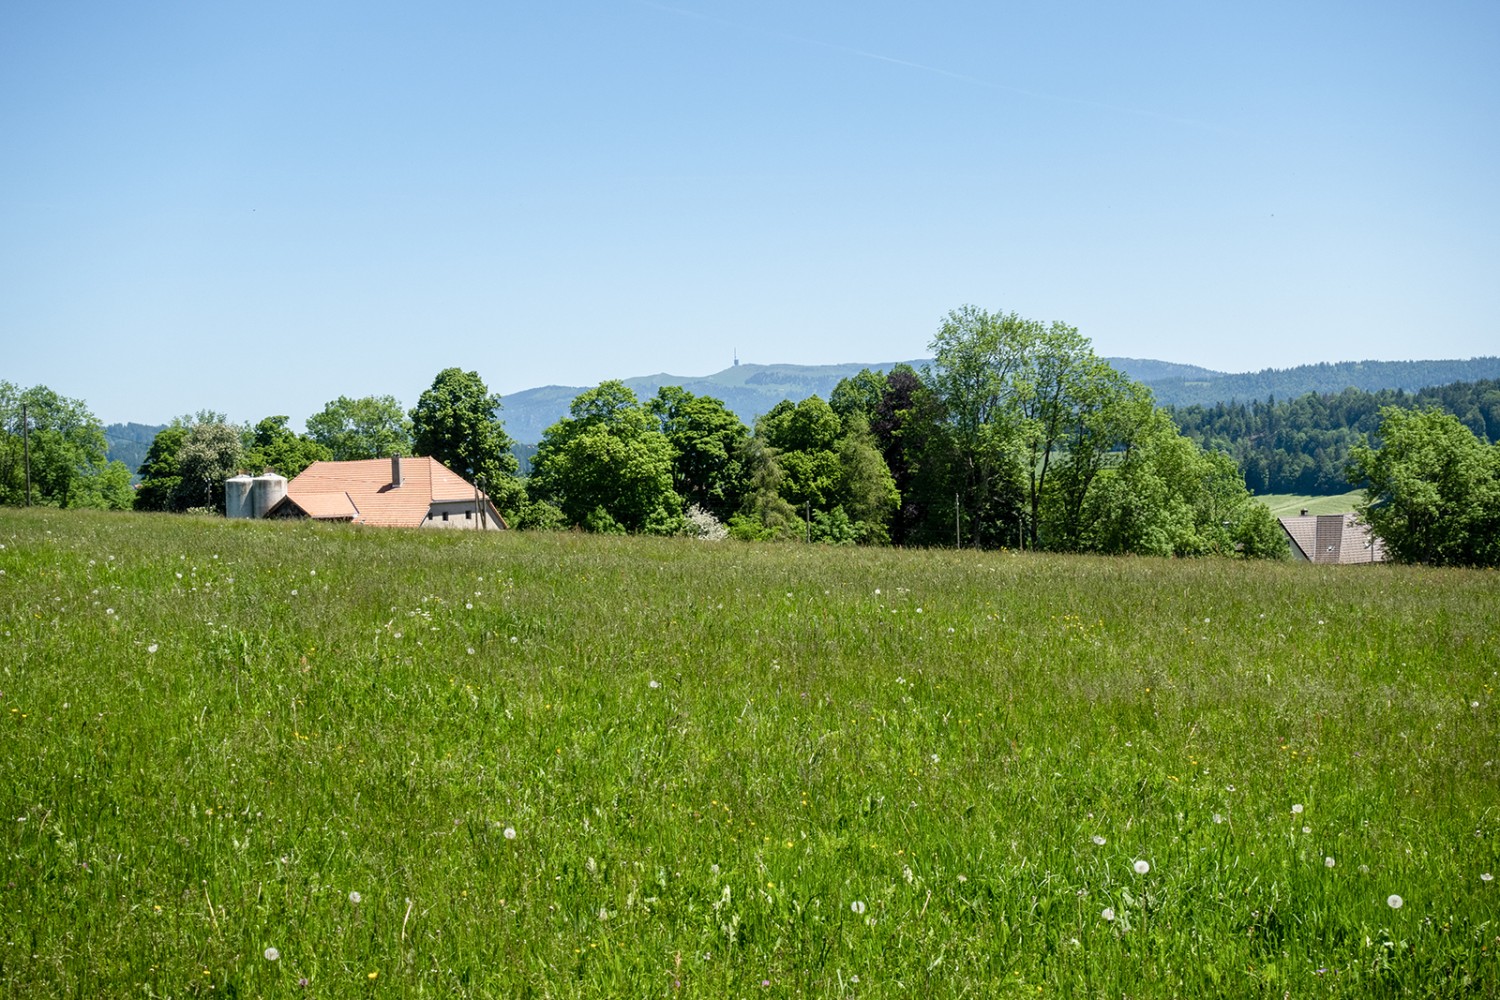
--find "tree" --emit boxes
[1352,407,1500,567]
[528,381,683,533]
[243,416,330,479]
[647,386,749,519]
[175,421,244,514]
[0,382,111,508]
[134,423,190,512]
[410,368,525,515]
[305,395,412,461]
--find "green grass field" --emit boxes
[1,509,1497,998]
[1257,492,1366,518]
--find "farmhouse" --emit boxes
[227,456,506,529]
[1277,511,1385,564]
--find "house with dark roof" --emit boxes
[1277,511,1385,564]
[253,456,506,529]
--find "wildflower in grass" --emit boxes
[1213,813,1224,824]
[1325,857,1336,868]
[649,680,660,689]
[368,971,378,980]
[503,826,517,840]
[349,891,361,904]
[1387,894,1403,909]
[1133,860,1150,874]
[147,644,158,654]
[710,864,720,876]
[850,900,866,915]
[1291,803,1304,815]
[1101,907,1115,922]
[1092,835,1106,846]
[1302,825,1311,834]
[264,947,280,962]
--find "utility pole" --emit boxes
[955,492,960,549]
[805,501,811,543]
[21,402,31,506]
[474,474,487,530]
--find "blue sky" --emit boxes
[3,1,1496,426]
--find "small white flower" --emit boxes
[147,644,159,654]
[915,607,923,614]
[1101,907,1115,922]
[466,647,475,655]
[1203,617,1210,624]
[105,608,114,615]
[1302,825,1311,834]
[264,947,280,962]
[649,680,660,689]
[1481,872,1493,882]
[1325,857,1336,868]
[1387,894,1403,909]
[850,900,866,915]
[503,826,517,840]
[1291,803,1304,815]
[1133,860,1150,875]
[598,907,609,920]
[1213,813,1224,824]
[1092,835,1106,846]
[1472,701,1480,708]
[290,589,298,596]
[309,569,316,576]
[349,891,362,904]
[710,864,720,876]
[465,602,473,610]
[509,636,518,644]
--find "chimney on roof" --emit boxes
[391,455,403,488]
[1300,508,1309,516]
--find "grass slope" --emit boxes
[1257,492,1367,518]
[1,510,1497,998]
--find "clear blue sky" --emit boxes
[3,1,1496,427]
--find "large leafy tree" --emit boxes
[410,368,524,515]
[175,421,245,514]
[647,386,749,519]
[243,416,330,479]
[1352,407,1500,567]
[134,422,191,512]
[0,382,117,508]
[528,381,682,533]
[306,395,412,461]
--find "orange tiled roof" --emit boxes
[283,457,491,528]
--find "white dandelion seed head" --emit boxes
[1133,860,1150,875]
[598,907,609,920]
[1101,907,1115,922]
[1472,701,1480,708]
[710,864,720,876]
[850,900,866,915]
[290,589,298,597]
[509,636,518,644]
[147,644,159,654]
[466,647,475,655]
[348,891,361,904]
[1092,835,1106,846]
[503,826,517,840]
[1360,865,1370,874]
[1291,803,1304,814]
[1325,857,1336,868]
[1481,872,1493,882]
[1302,826,1312,834]
[264,947,280,962]
[649,679,660,689]
[1213,813,1225,824]
[105,608,115,615]
[1387,894,1403,909]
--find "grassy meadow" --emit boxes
[1,508,1497,998]
[1257,492,1366,518]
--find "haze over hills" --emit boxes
[103,355,1500,462]
[495,356,1500,444]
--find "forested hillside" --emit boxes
[1170,379,1500,494]
[1146,357,1500,408]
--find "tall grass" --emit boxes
[1,509,1496,997]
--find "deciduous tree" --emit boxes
[410,369,524,515]
[306,395,412,461]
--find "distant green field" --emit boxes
[2,509,1497,998]
[1257,491,1366,518]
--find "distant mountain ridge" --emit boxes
[498,356,1500,443]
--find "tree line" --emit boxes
[7,306,1496,565]
[1169,379,1500,495]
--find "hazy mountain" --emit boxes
[497,356,1500,444]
